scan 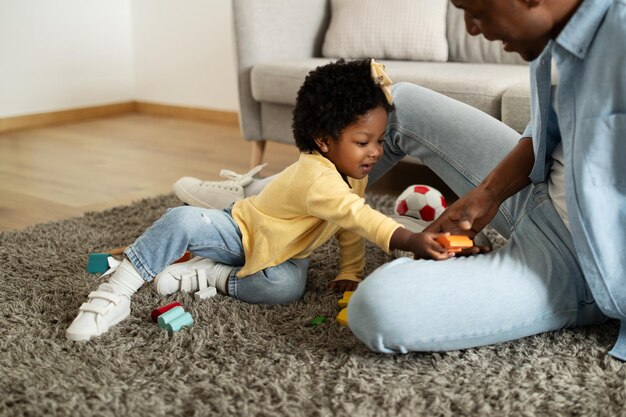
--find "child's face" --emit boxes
[318,106,388,179]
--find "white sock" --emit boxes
[109,259,146,298]
[205,262,234,293]
[243,174,276,197]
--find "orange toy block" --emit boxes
[436,235,473,253]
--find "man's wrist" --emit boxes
[478,137,534,204]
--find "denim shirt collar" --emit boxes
[555,0,613,59]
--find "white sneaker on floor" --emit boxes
[172,164,267,209]
[153,257,219,295]
[66,283,131,342]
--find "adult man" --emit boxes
[173,0,626,359]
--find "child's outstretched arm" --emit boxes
[390,228,455,260]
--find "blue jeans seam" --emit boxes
[511,183,551,232]
[188,242,243,261]
[228,271,239,299]
[124,246,156,282]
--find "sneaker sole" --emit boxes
[66,310,131,342]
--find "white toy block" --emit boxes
[194,286,217,301]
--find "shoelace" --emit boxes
[216,163,267,187]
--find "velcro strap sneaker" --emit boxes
[66,283,131,342]
[153,257,219,296]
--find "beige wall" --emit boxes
[131,0,238,112]
[0,0,239,118]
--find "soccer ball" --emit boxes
[394,185,447,222]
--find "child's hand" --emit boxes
[410,232,456,260]
[328,279,358,293]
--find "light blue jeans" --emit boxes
[349,83,607,353]
[124,206,308,305]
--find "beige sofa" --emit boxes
[232,0,531,166]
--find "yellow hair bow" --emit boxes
[370,59,393,105]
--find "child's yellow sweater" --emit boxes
[232,152,402,281]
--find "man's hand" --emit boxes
[424,185,501,237]
[425,136,535,240]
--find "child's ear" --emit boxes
[314,137,330,153]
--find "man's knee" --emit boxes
[347,260,416,353]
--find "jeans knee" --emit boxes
[163,206,205,235]
[347,259,420,353]
[347,278,394,352]
[263,272,306,304]
[392,82,422,103]
[234,265,307,305]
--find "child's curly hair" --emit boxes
[292,58,394,153]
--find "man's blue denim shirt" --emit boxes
[522,0,626,359]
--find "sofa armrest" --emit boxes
[233,0,330,141]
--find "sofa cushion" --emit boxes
[321,0,448,62]
[386,61,529,119]
[251,58,333,105]
[501,81,531,133]
[251,58,529,120]
[446,2,527,65]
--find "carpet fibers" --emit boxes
[0,194,623,417]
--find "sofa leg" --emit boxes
[250,140,266,168]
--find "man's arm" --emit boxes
[426,137,535,236]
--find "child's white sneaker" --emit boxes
[66,283,131,341]
[172,164,267,209]
[153,257,233,295]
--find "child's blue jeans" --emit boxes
[348,83,608,353]
[124,206,308,305]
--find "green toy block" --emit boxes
[86,253,111,274]
[157,306,194,332]
[166,312,194,332]
[310,316,327,327]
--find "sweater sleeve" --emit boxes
[305,170,402,254]
[333,229,365,283]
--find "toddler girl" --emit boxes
[66,58,456,341]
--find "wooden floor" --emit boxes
[0,113,452,231]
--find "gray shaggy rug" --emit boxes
[0,194,623,417]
